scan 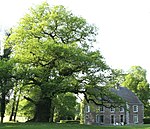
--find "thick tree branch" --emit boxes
[24,96,36,105]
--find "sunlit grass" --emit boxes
[0,123,149,129]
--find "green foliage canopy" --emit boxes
[6,2,110,102]
[5,2,118,122]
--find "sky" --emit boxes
[1,0,150,81]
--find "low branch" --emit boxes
[24,96,36,105]
[83,89,123,108]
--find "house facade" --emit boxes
[84,86,144,125]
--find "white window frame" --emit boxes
[120,106,124,112]
[120,115,124,123]
[133,114,138,124]
[100,115,104,124]
[96,114,99,123]
[100,106,105,112]
[110,107,115,112]
[110,115,115,124]
[86,105,90,113]
[133,105,138,112]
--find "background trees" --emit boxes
[53,93,79,122]
[122,66,150,117]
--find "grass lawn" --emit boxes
[0,123,149,129]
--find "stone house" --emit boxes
[84,86,144,125]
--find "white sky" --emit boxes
[1,0,150,81]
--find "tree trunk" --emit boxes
[1,92,6,123]
[9,89,17,121]
[9,100,15,121]
[33,97,52,122]
[49,102,55,122]
[13,89,21,122]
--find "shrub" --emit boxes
[143,118,150,124]
[60,120,80,124]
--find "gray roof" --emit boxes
[111,86,143,105]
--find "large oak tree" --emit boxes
[6,2,119,122]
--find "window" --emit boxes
[120,106,124,112]
[120,115,124,123]
[110,107,115,112]
[133,114,138,124]
[96,115,99,123]
[86,115,89,119]
[100,115,104,124]
[110,115,115,124]
[86,105,90,113]
[133,105,138,112]
[100,106,105,112]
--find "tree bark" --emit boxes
[14,89,21,122]
[33,97,52,122]
[9,89,17,121]
[1,92,6,123]
[49,101,55,122]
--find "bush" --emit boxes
[143,118,150,124]
[60,120,80,124]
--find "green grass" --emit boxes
[0,123,149,129]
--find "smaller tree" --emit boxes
[9,82,22,122]
[17,84,41,121]
[17,99,35,121]
[122,66,150,117]
[0,48,14,123]
[53,93,78,122]
[107,69,126,87]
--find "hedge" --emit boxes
[60,120,80,124]
[143,118,150,124]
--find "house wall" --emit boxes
[84,103,144,125]
[101,106,126,125]
[128,104,144,124]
